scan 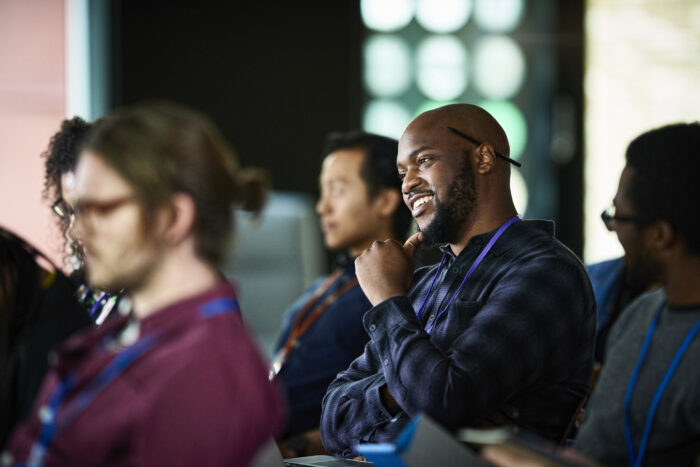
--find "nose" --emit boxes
[401,166,421,196]
[316,194,329,215]
[70,212,89,243]
[66,214,78,240]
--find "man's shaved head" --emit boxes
[397,103,517,249]
[404,103,510,166]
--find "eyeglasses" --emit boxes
[600,205,648,232]
[447,126,522,167]
[51,199,76,222]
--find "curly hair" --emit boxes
[41,117,92,270]
[42,117,92,203]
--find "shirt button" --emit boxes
[383,358,389,366]
[451,267,460,274]
[428,314,436,323]
[369,324,377,332]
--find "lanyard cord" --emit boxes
[269,269,359,379]
[416,215,520,334]
[624,301,700,467]
[283,273,358,353]
[26,295,240,467]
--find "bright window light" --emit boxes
[584,0,700,263]
[510,168,529,216]
[473,0,525,33]
[361,0,415,32]
[363,99,413,139]
[415,0,473,33]
[473,35,526,99]
[416,35,469,100]
[478,99,527,161]
[364,35,412,97]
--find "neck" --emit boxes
[130,248,220,319]
[449,202,518,256]
[662,255,700,308]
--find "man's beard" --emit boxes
[624,248,661,291]
[420,159,476,246]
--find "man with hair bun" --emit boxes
[42,117,122,324]
[4,102,283,466]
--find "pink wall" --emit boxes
[0,0,66,266]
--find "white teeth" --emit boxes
[413,195,434,209]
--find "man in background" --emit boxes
[4,102,283,466]
[575,123,700,466]
[274,131,411,458]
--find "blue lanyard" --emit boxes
[416,215,520,334]
[624,301,700,467]
[24,295,240,467]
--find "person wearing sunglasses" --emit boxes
[321,104,596,457]
[575,123,700,467]
[42,117,120,324]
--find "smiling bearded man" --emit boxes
[320,103,597,458]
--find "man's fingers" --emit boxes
[403,232,423,257]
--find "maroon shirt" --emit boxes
[5,281,284,467]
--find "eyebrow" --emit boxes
[397,145,431,169]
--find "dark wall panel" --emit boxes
[111,0,362,195]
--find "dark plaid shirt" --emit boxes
[320,220,596,457]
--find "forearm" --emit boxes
[320,350,403,456]
[363,296,485,427]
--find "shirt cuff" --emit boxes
[362,295,419,338]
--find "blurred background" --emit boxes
[1,0,699,354]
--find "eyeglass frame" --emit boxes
[447,126,522,167]
[600,205,650,232]
[51,199,76,222]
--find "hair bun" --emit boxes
[235,168,270,215]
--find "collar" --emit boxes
[52,280,238,375]
[438,219,555,264]
[332,252,357,275]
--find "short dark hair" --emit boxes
[322,131,412,240]
[625,122,700,254]
[83,101,269,266]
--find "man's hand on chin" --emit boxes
[355,232,423,306]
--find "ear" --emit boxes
[647,219,676,252]
[163,192,197,245]
[474,144,497,175]
[372,188,402,217]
